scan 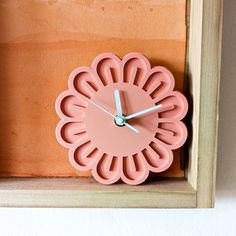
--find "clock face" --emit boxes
[55,52,188,185]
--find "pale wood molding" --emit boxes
[187,0,223,207]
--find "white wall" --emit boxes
[0,2,236,236]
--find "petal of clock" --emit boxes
[68,67,101,99]
[55,90,87,119]
[141,141,173,173]
[121,52,151,86]
[156,91,188,121]
[155,121,188,150]
[92,155,122,185]
[143,66,175,101]
[56,121,87,148]
[69,140,100,171]
[92,52,121,85]
[121,154,149,185]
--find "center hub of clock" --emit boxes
[114,115,126,127]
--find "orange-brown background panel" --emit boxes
[0,0,186,177]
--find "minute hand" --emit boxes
[125,104,162,120]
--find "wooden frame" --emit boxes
[0,0,222,208]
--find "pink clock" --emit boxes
[55,52,188,185]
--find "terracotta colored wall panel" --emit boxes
[0,0,186,177]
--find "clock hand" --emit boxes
[125,104,163,120]
[85,98,139,133]
[114,90,139,133]
[114,90,123,116]
[124,123,139,133]
[85,97,115,119]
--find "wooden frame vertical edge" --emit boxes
[187,0,223,207]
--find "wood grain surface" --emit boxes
[0,177,196,208]
[186,0,223,207]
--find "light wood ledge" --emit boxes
[0,177,196,208]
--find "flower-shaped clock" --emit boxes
[55,52,188,185]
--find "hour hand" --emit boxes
[125,104,163,120]
[114,90,123,116]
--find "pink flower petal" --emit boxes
[155,121,188,150]
[121,52,151,86]
[156,91,188,121]
[69,139,100,171]
[56,120,87,148]
[68,67,101,99]
[121,154,149,185]
[92,52,121,85]
[141,140,173,173]
[92,155,122,185]
[143,66,175,102]
[55,91,87,119]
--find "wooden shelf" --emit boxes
[0,177,196,208]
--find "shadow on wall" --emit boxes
[217,1,236,198]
